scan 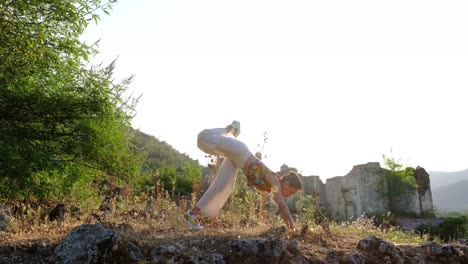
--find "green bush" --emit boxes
[417,216,468,242]
[439,216,467,241]
[229,171,260,217]
[297,195,327,225]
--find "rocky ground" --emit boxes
[1,198,467,263]
[1,221,467,264]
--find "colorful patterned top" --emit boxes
[244,158,275,192]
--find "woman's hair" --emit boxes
[281,171,302,190]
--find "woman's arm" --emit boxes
[273,191,295,229]
[265,173,295,229]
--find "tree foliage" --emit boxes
[130,130,202,195]
[0,0,139,199]
[382,153,419,216]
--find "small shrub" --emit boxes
[439,216,467,241]
[417,216,468,242]
[297,195,327,225]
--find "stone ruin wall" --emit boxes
[323,162,390,219]
[201,159,435,220]
[282,162,434,220]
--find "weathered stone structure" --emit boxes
[323,162,391,219]
[282,162,434,220]
[201,159,435,220]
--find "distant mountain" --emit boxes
[427,169,468,189]
[432,180,468,212]
[427,169,468,212]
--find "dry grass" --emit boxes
[0,192,437,263]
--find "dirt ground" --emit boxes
[1,219,467,264]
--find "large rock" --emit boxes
[228,238,301,263]
[420,241,467,263]
[52,224,121,264]
[414,166,434,215]
[356,235,409,263]
[151,244,226,264]
[0,204,13,231]
[127,242,143,263]
[151,245,183,264]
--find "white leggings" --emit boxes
[196,128,251,217]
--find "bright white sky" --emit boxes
[82,0,468,179]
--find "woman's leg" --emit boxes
[188,123,250,218]
[193,157,238,217]
[197,127,251,169]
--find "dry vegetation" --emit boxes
[0,189,466,263]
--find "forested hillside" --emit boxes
[131,129,200,169]
[129,129,204,195]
